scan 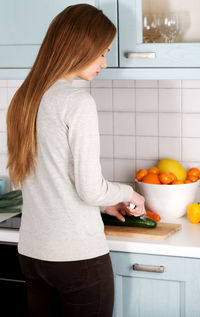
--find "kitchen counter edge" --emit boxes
[0,216,200,259]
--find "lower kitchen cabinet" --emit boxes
[0,243,27,317]
[110,251,200,317]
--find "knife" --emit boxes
[129,203,147,221]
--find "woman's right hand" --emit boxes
[126,191,146,217]
[103,191,145,221]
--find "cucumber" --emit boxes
[101,213,157,228]
[0,190,22,200]
[0,208,22,213]
[0,197,23,208]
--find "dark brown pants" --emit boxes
[18,253,114,317]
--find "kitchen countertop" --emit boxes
[0,216,200,259]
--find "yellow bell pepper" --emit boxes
[187,203,200,224]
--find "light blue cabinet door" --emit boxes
[0,0,117,68]
[110,251,200,317]
[119,0,200,68]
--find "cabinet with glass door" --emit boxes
[118,0,200,79]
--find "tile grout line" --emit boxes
[112,80,115,182]
[181,80,183,163]
[157,80,160,160]
[134,83,137,175]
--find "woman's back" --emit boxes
[19,78,109,261]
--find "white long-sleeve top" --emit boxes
[18,78,133,261]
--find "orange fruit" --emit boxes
[142,173,161,184]
[172,180,184,185]
[187,168,200,179]
[136,169,148,181]
[169,173,177,183]
[159,172,173,184]
[184,179,192,184]
[186,175,199,183]
[148,167,160,174]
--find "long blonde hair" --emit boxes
[7,4,116,187]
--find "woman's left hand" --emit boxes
[104,202,131,222]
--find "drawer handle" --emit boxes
[0,277,26,283]
[133,264,164,273]
[125,52,156,59]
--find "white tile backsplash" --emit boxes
[135,80,158,88]
[136,136,158,160]
[91,88,112,111]
[0,88,7,109]
[159,137,181,161]
[182,138,200,161]
[182,161,200,171]
[98,112,113,135]
[114,136,135,159]
[0,132,7,154]
[136,89,158,112]
[113,80,135,88]
[91,79,112,88]
[159,113,181,137]
[113,112,135,135]
[0,80,7,87]
[100,135,113,158]
[182,89,200,112]
[158,80,181,88]
[0,110,7,132]
[114,159,135,182]
[7,80,23,88]
[136,113,158,136]
[182,114,200,137]
[182,80,200,88]
[159,89,181,112]
[113,88,135,112]
[135,159,158,171]
[1,79,200,186]
[0,153,9,176]
[100,158,114,181]
[7,87,18,105]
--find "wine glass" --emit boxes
[143,14,161,43]
[159,14,179,43]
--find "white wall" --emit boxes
[1,79,200,192]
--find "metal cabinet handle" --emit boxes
[133,264,164,273]
[0,277,26,283]
[125,52,156,59]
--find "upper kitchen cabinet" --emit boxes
[2,0,200,79]
[118,0,200,79]
[0,0,118,69]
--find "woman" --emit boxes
[7,4,145,317]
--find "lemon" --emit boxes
[157,158,187,181]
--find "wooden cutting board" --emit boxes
[104,222,182,240]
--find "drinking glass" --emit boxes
[159,14,179,43]
[143,14,161,43]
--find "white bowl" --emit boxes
[136,180,200,220]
